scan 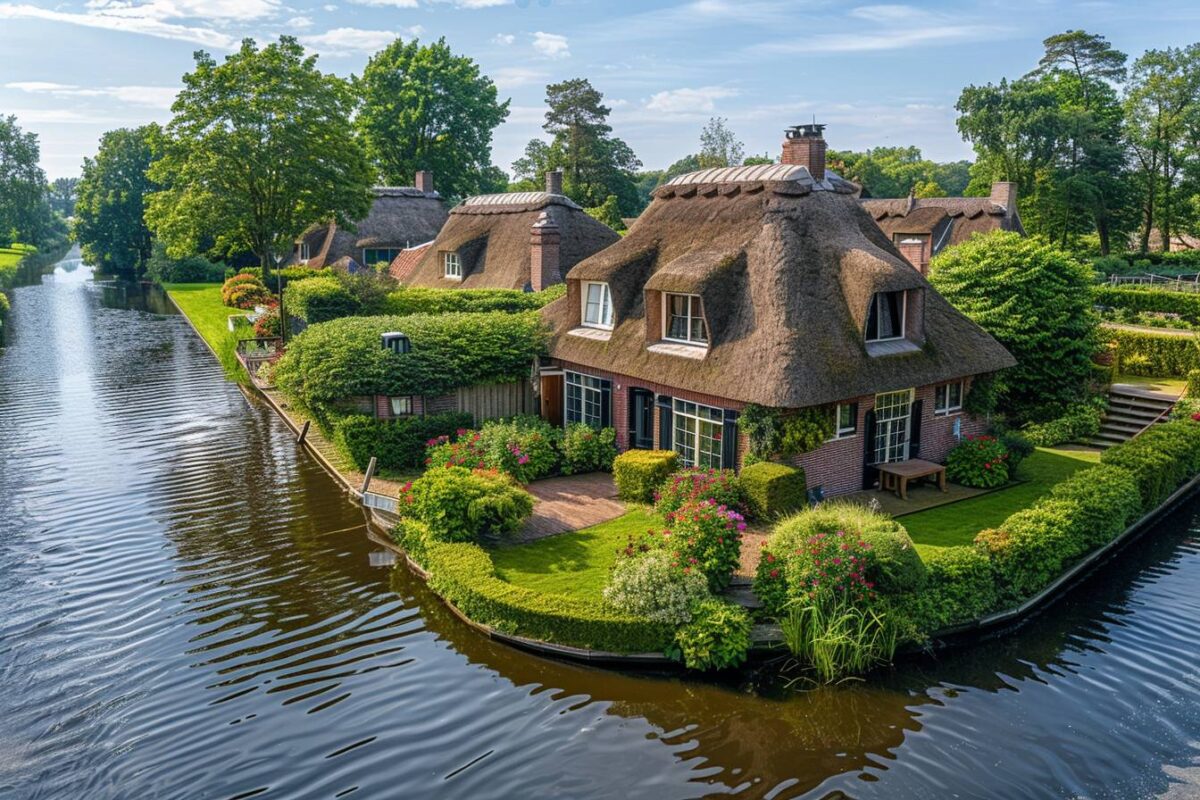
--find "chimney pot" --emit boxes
[415,170,434,194]
[546,169,564,195]
[781,123,826,181]
[530,210,562,291]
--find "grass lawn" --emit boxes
[1113,373,1188,396]
[163,282,247,380]
[903,446,1102,558]
[0,244,35,287]
[490,507,661,601]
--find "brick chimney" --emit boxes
[897,238,928,275]
[781,123,827,181]
[990,181,1017,213]
[546,169,563,195]
[530,210,561,291]
[415,170,434,194]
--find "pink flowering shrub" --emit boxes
[653,468,747,516]
[642,499,747,593]
[945,435,1010,489]
[785,531,879,607]
[424,416,561,483]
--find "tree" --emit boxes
[74,126,160,275]
[356,38,509,204]
[929,231,1097,423]
[827,145,964,198]
[146,37,374,278]
[698,117,744,169]
[0,116,53,247]
[48,177,79,217]
[514,78,642,214]
[584,195,625,231]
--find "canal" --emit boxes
[2,254,1200,799]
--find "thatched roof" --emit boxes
[291,186,448,269]
[403,191,620,290]
[861,192,1023,255]
[544,164,1015,409]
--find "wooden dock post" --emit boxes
[361,456,377,494]
[297,420,310,444]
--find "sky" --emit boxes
[3,0,1200,180]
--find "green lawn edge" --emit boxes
[164,282,248,381]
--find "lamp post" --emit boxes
[274,250,285,344]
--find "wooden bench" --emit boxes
[877,458,947,501]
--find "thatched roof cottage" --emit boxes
[395,170,621,290]
[537,125,1015,496]
[291,172,448,272]
[861,183,1024,274]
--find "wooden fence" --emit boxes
[456,380,535,422]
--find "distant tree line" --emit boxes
[0,116,69,250]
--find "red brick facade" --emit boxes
[546,358,986,497]
[373,394,427,420]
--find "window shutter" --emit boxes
[600,380,612,428]
[722,410,739,470]
[909,399,923,459]
[849,402,859,435]
[862,409,878,490]
[657,395,673,450]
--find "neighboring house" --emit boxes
[861,183,1024,274]
[1131,230,1200,253]
[291,172,448,272]
[397,170,621,291]
[537,124,1015,497]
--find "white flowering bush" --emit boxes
[603,549,710,625]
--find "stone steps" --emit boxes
[1088,389,1176,449]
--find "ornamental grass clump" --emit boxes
[945,435,1010,488]
[653,467,747,516]
[602,549,709,625]
[780,598,896,684]
[644,499,747,593]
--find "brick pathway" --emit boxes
[517,472,627,542]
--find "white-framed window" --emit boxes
[389,396,414,417]
[831,403,857,440]
[935,381,964,416]
[565,371,610,428]
[582,281,613,329]
[865,290,907,342]
[443,251,462,279]
[298,242,310,262]
[664,293,707,345]
[672,398,723,468]
[872,389,914,464]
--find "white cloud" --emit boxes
[0,3,237,47]
[300,27,410,55]
[531,31,568,59]
[347,0,417,6]
[763,4,1005,54]
[492,33,515,45]
[322,3,337,9]
[6,107,124,124]
[847,4,922,22]
[85,0,280,21]
[645,86,738,114]
[492,66,545,89]
[6,81,179,108]
[445,0,510,7]
[285,15,314,28]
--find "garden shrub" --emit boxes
[645,499,747,593]
[654,468,746,516]
[0,292,9,318]
[426,416,561,482]
[560,424,617,475]
[418,539,673,653]
[1021,399,1105,447]
[145,243,224,283]
[273,312,547,417]
[385,284,565,315]
[253,303,281,338]
[612,450,678,502]
[998,429,1035,472]
[671,598,752,671]
[1107,327,1200,378]
[899,546,1002,632]
[1101,419,1200,510]
[974,498,1086,599]
[945,435,1010,488]
[224,267,263,281]
[283,275,359,323]
[1187,369,1200,399]
[1092,285,1200,325]
[1047,464,1142,549]
[221,273,271,309]
[400,466,534,542]
[1091,254,1130,276]
[332,411,472,471]
[602,549,710,625]
[858,528,927,595]
[739,461,807,518]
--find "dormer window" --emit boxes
[664,293,707,345]
[865,290,906,343]
[443,251,461,279]
[583,281,613,329]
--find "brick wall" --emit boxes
[374,394,426,420]
[425,393,458,415]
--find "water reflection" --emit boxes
[0,256,1198,800]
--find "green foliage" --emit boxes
[898,546,1002,632]
[0,291,9,318]
[828,145,970,198]
[146,36,374,275]
[1187,369,1200,399]
[653,468,746,516]
[945,435,1011,488]
[612,449,678,502]
[780,597,898,684]
[671,598,751,671]
[221,273,271,309]
[738,405,833,460]
[998,429,1035,471]
[272,311,547,416]
[1021,398,1106,446]
[738,404,784,460]
[415,537,673,653]
[644,499,747,593]
[560,423,617,475]
[1048,463,1143,548]
[929,232,1099,422]
[474,416,561,482]
[859,528,928,595]
[1093,285,1200,324]
[385,284,564,315]
[400,466,534,542]
[74,124,161,276]
[284,275,358,322]
[1107,327,1200,377]
[1101,419,1200,510]
[975,499,1087,599]
[0,116,58,249]
[583,194,625,231]
[602,549,710,625]
[738,461,807,519]
[331,411,472,471]
[356,37,509,203]
[145,241,224,283]
[1092,254,1131,275]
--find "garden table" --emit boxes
[877,458,947,501]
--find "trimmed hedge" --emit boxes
[1101,420,1200,510]
[1021,399,1105,447]
[1093,285,1200,324]
[401,466,534,542]
[612,450,678,502]
[284,275,358,323]
[332,411,472,471]
[1107,327,1200,378]
[739,461,807,518]
[899,546,1002,632]
[975,499,1088,599]
[1047,463,1142,549]
[385,284,565,315]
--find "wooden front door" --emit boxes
[540,374,564,427]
